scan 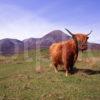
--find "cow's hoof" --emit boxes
[65,73,68,77]
[55,70,58,73]
[49,64,53,68]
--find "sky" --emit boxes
[0,0,100,43]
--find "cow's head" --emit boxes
[65,28,92,51]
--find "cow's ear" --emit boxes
[86,37,89,40]
[87,37,89,39]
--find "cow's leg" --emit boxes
[68,54,78,73]
[64,63,69,77]
[54,63,58,73]
[69,62,74,72]
[62,56,69,76]
[70,54,78,72]
[65,69,69,77]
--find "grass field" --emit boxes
[0,49,100,100]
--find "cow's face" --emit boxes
[65,28,92,51]
[73,34,89,51]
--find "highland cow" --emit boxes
[49,28,92,76]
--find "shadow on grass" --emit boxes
[75,68,100,75]
[59,68,100,75]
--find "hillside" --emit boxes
[0,38,24,56]
[23,30,70,49]
[88,43,100,51]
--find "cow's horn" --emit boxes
[65,28,74,36]
[87,30,92,36]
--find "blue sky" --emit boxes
[0,0,100,43]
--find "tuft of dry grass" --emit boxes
[35,66,45,73]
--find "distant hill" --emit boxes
[23,30,70,49]
[39,30,70,48]
[23,38,38,50]
[0,30,100,56]
[88,43,100,51]
[0,38,24,56]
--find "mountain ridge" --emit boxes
[0,30,100,56]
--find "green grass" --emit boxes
[0,49,100,100]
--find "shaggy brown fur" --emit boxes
[49,29,92,76]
